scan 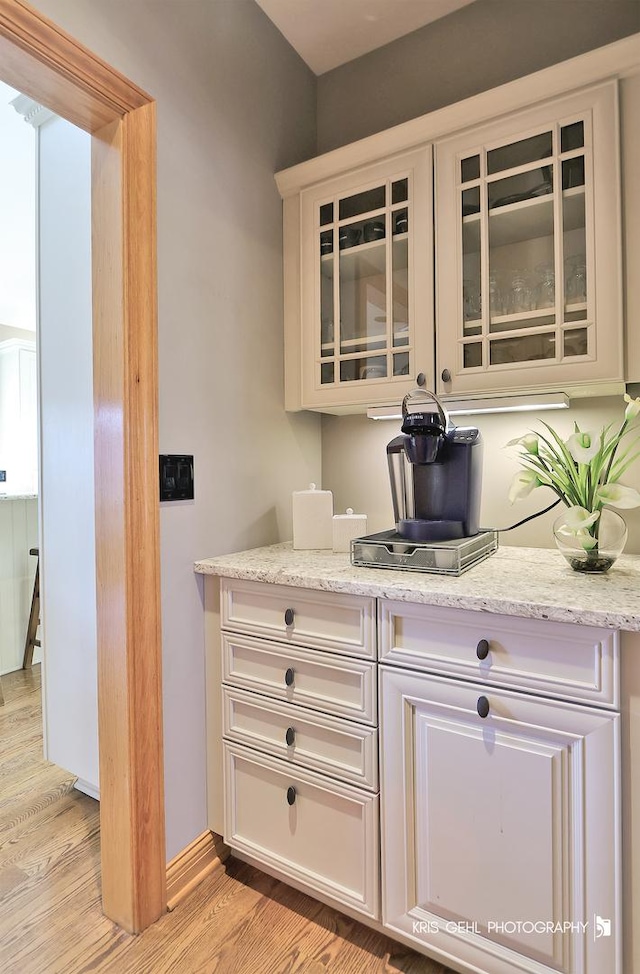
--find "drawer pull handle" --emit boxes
[476,695,490,719]
[286,786,296,806]
[285,667,295,687]
[284,608,295,627]
[285,726,295,747]
[476,638,490,660]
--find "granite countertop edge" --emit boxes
[194,542,640,632]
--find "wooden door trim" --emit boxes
[0,0,165,932]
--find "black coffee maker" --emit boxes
[387,389,483,542]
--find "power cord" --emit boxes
[487,497,562,534]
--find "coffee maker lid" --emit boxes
[401,388,449,436]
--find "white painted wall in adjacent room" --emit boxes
[37,114,98,796]
[0,498,38,675]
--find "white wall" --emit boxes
[30,0,319,859]
[37,114,98,795]
[0,81,35,332]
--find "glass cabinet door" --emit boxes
[300,147,433,410]
[435,83,622,395]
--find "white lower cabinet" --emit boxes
[214,579,622,973]
[380,664,620,974]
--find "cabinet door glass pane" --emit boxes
[340,355,387,382]
[339,235,386,353]
[321,254,334,355]
[461,155,480,182]
[487,131,552,175]
[564,327,588,357]
[489,333,555,365]
[392,234,409,347]
[561,121,584,152]
[564,192,586,307]
[339,185,385,220]
[320,362,334,384]
[463,218,481,338]
[392,178,408,203]
[319,202,333,226]
[488,167,553,209]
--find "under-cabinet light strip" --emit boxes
[367,392,570,420]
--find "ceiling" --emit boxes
[255,0,477,75]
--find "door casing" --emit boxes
[0,0,165,933]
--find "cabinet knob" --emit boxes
[285,726,295,746]
[416,372,426,387]
[286,785,296,806]
[285,667,295,687]
[441,368,452,383]
[476,695,490,719]
[476,638,490,660]
[284,607,295,627]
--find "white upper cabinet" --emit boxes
[435,82,622,397]
[288,148,433,413]
[278,38,640,414]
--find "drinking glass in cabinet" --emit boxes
[534,263,555,309]
[506,271,533,315]
[565,255,587,305]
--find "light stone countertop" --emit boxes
[195,542,640,632]
[0,494,37,500]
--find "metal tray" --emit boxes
[350,529,498,576]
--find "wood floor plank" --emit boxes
[0,664,454,974]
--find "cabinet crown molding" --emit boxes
[10,93,53,128]
[275,31,640,198]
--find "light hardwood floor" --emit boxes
[0,666,451,973]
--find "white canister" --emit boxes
[332,508,368,553]
[292,483,333,549]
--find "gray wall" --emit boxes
[317,0,640,153]
[31,0,319,859]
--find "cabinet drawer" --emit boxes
[224,741,379,919]
[379,601,619,708]
[221,578,376,659]
[223,686,378,790]
[223,633,376,725]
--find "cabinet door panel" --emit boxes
[380,665,620,974]
[299,147,433,411]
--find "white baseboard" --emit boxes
[74,778,100,800]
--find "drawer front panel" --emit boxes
[223,633,377,725]
[224,742,379,918]
[379,601,619,707]
[221,578,376,659]
[223,686,378,790]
